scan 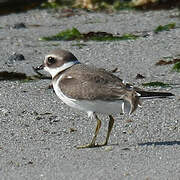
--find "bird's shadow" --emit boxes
[138,140,180,146]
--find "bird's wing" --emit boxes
[59,64,140,114]
[59,65,125,100]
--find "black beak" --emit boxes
[34,64,44,71]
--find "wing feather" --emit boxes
[59,64,140,114]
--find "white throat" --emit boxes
[44,60,79,78]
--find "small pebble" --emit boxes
[13,23,26,29]
[7,53,25,64]
[136,73,145,79]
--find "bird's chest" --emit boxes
[53,77,75,104]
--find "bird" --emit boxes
[35,49,174,148]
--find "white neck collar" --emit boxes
[44,60,80,78]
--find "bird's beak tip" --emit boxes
[34,64,44,71]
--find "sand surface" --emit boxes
[0,8,180,180]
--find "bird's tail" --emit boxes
[136,90,175,99]
[124,83,175,99]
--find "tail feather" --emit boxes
[124,83,174,99]
[136,90,174,99]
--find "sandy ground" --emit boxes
[0,7,180,180]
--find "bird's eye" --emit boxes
[47,56,56,64]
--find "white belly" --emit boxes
[53,77,131,115]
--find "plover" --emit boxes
[35,49,174,148]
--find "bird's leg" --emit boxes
[101,115,114,146]
[76,113,101,149]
